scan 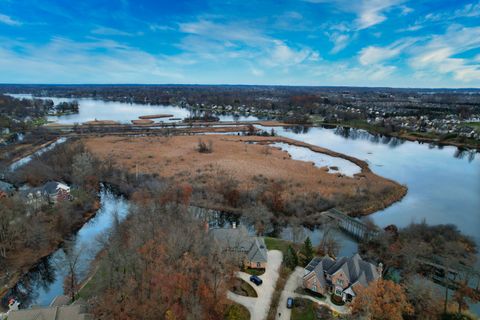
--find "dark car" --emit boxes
[287,297,294,309]
[249,275,263,286]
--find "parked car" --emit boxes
[287,297,294,309]
[249,275,263,286]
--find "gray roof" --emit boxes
[304,253,381,289]
[0,180,14,193]
[210,226,268,263]
[21,181,69,198]
[8,304,92,320]
[42,181,68,194]
[247,238,268,263]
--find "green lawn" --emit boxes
[77,262,109,300]
[225,303,250,320]
[465,122,480,129]
[264,237,292,255]
[244,267,265,276]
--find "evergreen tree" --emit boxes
[284,245,298,270]
[300,236,314,266]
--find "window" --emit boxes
[335,287,343,296]
[256,262,261,268]
[337,279,344,286]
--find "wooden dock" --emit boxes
[323,208,380,241]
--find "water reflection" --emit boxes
[3,187,129,308]
[2,258,56,308]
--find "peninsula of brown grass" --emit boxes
[84,135,407,216]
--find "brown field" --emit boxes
[139,114,174,119]
[83,120,120,125]
[131,119,155,125]
[84,134,406,216]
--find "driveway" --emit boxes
[275,267,350,319]
[275,267,303,320]
[228,250,283,320]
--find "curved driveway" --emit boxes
[228,250,283,320]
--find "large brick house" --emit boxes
[210,224,268,269]
[22,181,71,209]
[303,253,382,302]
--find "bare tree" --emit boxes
[59,240,85,302]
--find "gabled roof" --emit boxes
[42,181,70,194]
[304,253,381,288]
[247,238,268,263]
[210,226,268,263]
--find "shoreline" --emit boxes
[44,119,480,151]
[0,199,100,307]
[84,134,407,219]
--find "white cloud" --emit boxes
[328,32,350,53]
[359,46,401,65]
[358,38,416,65]
[304,0,405,30]
[409,26,480,82]
[91,26,136,37]
[355,0,405,30]
[267,40,314,66]
[0,13,22,26]
[178,18,320,71]
[250,67,264,76]
[179,19,268,44]
[0,37,184,83]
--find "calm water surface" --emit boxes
[262,125,480,246]
[4,96,479,313]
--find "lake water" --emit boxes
[261,125,480,246]
[270,142,361,177]
[7,94,260,124]
[4,95,480,313]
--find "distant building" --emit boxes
[210,223,268,269]
[303,253,382,302]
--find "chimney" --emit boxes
[377,262,383,276]
[232,222,237,229]
[204,221,209,233]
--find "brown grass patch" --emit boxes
[83,134,406,216]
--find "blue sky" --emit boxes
[0,0,479,87]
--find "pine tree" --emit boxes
[284,245,298,270]
[300,236,314,266]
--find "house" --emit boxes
[7,304,92,320]
[7,296,92,320]
[0,180,14,197]
[210,223,268,269]
[22,181,71,208]
[303,253,382,302]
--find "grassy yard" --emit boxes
[264,237,293,255]
[76,260,110,301]
[244,267,265,276]
[225,303,250,320]
[465,122,480,129]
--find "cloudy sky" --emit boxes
[0,0,479,87]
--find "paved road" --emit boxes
[228,250,283,320]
